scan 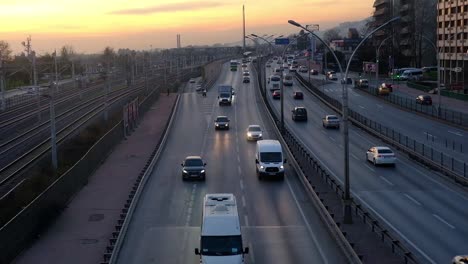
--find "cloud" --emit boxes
[109,1,225,15]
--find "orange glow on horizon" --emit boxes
[0,0,374,53]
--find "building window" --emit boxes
[439,9,443,16]
[457,19,462,26]
[451,7,457,14]
[439,21,443,28]
[464,18,468,25]
[451,20,455,27]
[464,32,468,39]
[445,21,450,27]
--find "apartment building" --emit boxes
[437,0,468,89]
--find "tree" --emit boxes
[102,46,116,69]
[0,40,12,61]
[60,45,75,63]
[323,29,341,44]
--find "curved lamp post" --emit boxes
[289,16,400,224]
[376,35,392,86]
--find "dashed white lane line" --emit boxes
[376,104,383,108]
[248,242,255,264]
[238,166,242,175]
[240,179,244,190]
[237,154,241,163]
[338,144,343,149]
[364,164,376,172]
[242,196,247,208]
[380,176,394,186]
[432,214,455,229]
[404,193,421,206]
[321,130,327,135]
[328,136,336,142]
[244,215,249,226]
[359,105,365,109]
[186,184,197,226]
[448,130,463,137]
[351,153,359,160]
[285,177,328,263]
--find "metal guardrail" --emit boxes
[257,65,421,263]
[296,74,468,183]
[359,84,468,127]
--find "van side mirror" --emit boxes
[243,247,249,254]
[255,159,259,164]
[194,248,200,255]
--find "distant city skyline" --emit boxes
[0,0,374,54]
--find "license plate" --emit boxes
[269,173,276,176]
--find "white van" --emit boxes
[268,75,281,91]
[255,140,286,180]
[400,69,423,81]
[195,194,249,263]
[283,73,294,86]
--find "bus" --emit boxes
[230,60,238,71]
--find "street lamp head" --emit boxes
[278,35,284,38]
[288,20,302,28]
[251,33,259,37]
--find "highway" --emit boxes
[297,71,468,162]
[265,66,468,263]
[115,63,346,264]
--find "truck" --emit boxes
[218,85,234,106]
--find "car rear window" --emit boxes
[285,76,293,80]
[378,149,393,154]
[271,76,281,81]
[296,108,306,114]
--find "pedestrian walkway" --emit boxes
[13,93,178,264]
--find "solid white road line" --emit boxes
[432,214,455,229]
[448,130,463,137]
[404,193,422,206]
[244,215,249,226]
[285,177,328,263]
[364,164,376,172]
[379,176,394,186]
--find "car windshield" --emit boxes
[248,126,261,132]
[377,149,393,154]
[260,152,282,162]
[220,93,230,98]
[328,116,338,120]
[216,117,228,122]
[185,159,203,167]
[201,236,243,256]
[296,108,306,114]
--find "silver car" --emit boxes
[246,125,263,141]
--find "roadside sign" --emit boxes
[453,67,462,73]
[275,38,290,45]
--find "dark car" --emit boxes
[214,116,230,130]
[310,69,319,75]
[181,156,206,181]
[272,90,281,99]
[292,107,308,121]
[416,95,432,105]
[293,91,304,99]
[341,77,352,84]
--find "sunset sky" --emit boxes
[0,0,374,54]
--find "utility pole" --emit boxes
[50,50,58,172]
[0,56,5,111]
[243,4,246,52]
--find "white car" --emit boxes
[452,255,468,264]
[246,125,263,141]
[366,146,396,166]
[268,75,281,91]
[283,74,293,86]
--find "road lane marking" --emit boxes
[237,154,241,163]
[364,164,375,172]
[238,166,242,175]
[242,196,247,208]
[240,179,244,190]
[380,176,394,186]
[359,105,365,109]
[328,136,336,142]
[338,144,343,149]
[351,153,359,160]
[285,177,328,263]
[432,214,455,229]
[321,130,327,135]
[448,130,463,137]
[376,104,383,108]
[244,215,249,226]
[248,242,255,264]
[403,194,421,206]
[186,184,197,226]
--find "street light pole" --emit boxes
[289,16,400,224]
[376,36,392,87]
[0,57,5,111]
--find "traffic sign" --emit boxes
[275,38,290,45]
[453,67,462,73]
